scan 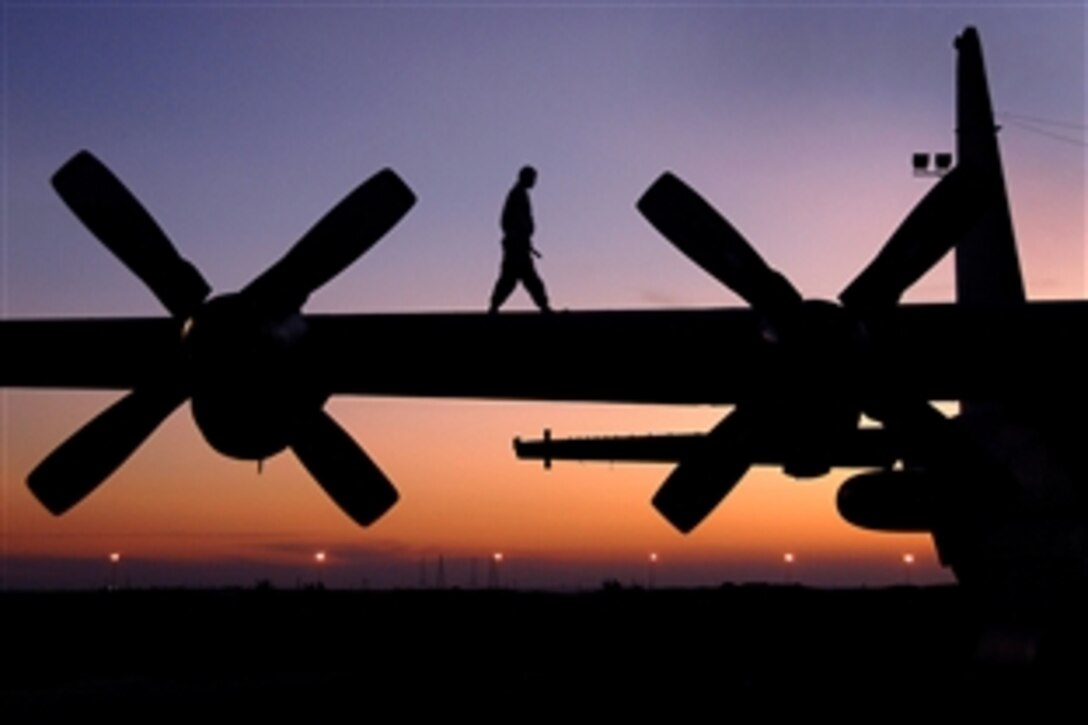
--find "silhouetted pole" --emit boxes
[902,553,915,585]
[436,555,447,590]
[783,552,795,584]
[314,551,326,588]
[489,552,503,589]
[108,552,121,591]
[648,552,659,589]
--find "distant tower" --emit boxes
[488,553,503,589]
[469,558,479,589]
[436,555,447,590]
[418,557,428,588]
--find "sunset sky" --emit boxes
[2,2,1084,589]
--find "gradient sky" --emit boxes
[2,2,1084,589]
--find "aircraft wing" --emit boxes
[1,318,181,389]
[2,301,1085,404]
[305,308,767,404]
[305,301,1086,405]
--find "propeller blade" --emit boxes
[243,168,416,314]
[637,172,802,315]
[52,151,211,319]
[864,398,957,473]
[839,165,991,312]
[652,406,762,533]
[28,385,187,515]
[864,397,997,481]
[291,409,399,527]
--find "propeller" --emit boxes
[28,385,188,515]
[30,150,415,525]
[637,165,992,532]
[839,165,990,312]
[291,409,400,527]
[242,168,415,314]
[650,405,767,534]
[637,173,802,320]
[52,151,211,319]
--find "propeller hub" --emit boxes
[183,294,325,460]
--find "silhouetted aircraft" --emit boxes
[513,27,1088,604]
[1,28,1084,611]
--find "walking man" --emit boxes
[488,165,551,313]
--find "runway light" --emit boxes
[488,552,504,589]
[108,552,121,590]
[782,552,796,584]
[313,551,327,589]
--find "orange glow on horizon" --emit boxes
[3,392,951,588]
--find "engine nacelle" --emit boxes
[837,469,943,532]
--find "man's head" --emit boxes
[518,165,537,189]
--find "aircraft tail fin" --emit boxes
[953,27,1025,307]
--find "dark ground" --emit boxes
[3,585,1085,716]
